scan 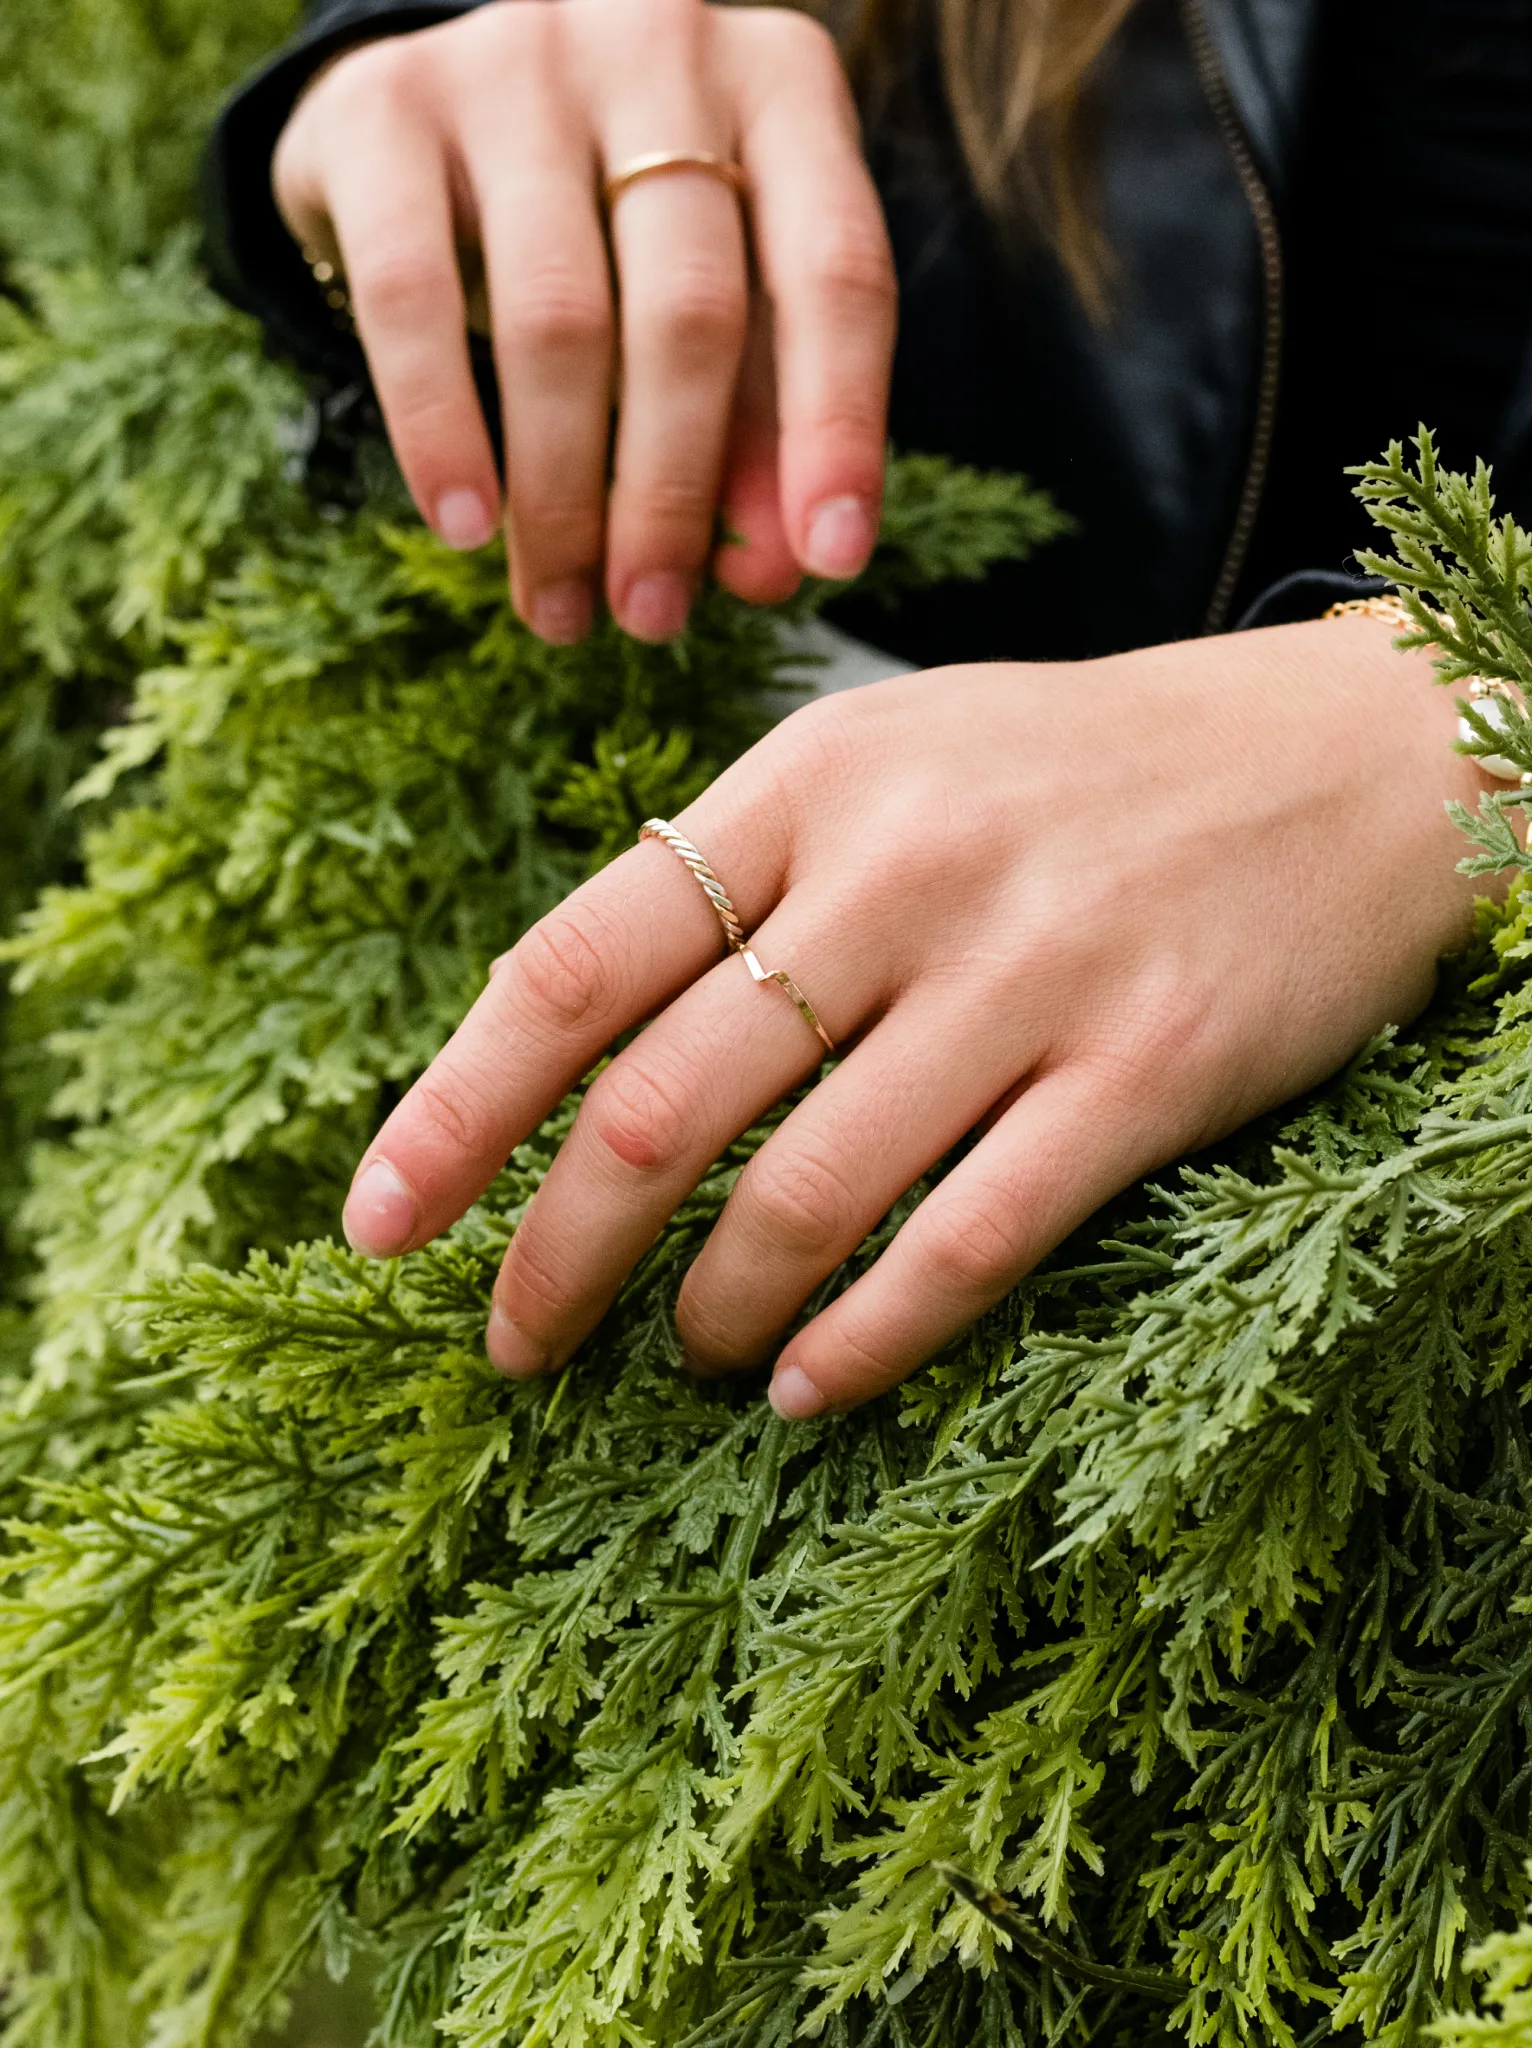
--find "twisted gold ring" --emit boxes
[603,151,748,210]
[639,819,744,949]
[638,818,834,1054]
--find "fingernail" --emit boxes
[802,496,876,580]
[343,1157,417,1257]
[768,1362,826,1420]
[620,571,692,642]
[435,488,496,551]
[528,577,593,646]
[486,1306,549,1379]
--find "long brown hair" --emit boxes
[845,0,1138,309]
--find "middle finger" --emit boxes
[464,14,615,644]
[486,889,877,1377]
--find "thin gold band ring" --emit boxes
[638,818,835,1054]
[603,151,748,209]
[740,948,836,1055]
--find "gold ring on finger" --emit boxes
[638,817,835,1054]
[602,150,748,210]
[739,946,835,1055]
[640,818,744,951]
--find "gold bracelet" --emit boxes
[1323,594,1416,632]
[1324,592,1530,786]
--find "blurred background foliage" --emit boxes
[0,0,296,274]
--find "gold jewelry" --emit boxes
[639,819,744,951]
[300,244,355,330]
[740,947,835,1054]
[1323,594,1416,631]
[1324,593,1531,785]
[603,151,747,210]
[638,818,835,1053]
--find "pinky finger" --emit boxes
[766,1066,1164,1418]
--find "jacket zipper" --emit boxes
[1176,0,1286,635]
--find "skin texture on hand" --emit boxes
[271,0,896,644]
[342,615,1498,1418]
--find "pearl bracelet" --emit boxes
[1325,593,1531,787]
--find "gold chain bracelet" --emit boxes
[1324,592,1530,786]
[1324,594,1417,633]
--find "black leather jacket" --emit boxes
[202,0,1532,662]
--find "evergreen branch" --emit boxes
[934,1864,1179,2001]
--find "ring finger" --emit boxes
[588,27,749,637]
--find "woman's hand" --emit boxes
[341,618,1492,1417]
[272,0,895,644]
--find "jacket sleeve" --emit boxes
[201,0,488,377]
[1234,567,1390,629]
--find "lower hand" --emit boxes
[342,617,1491,1417]
[272,0,895,644]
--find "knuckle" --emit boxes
[350,249,448,324]
[504,488,601,560]
[379,381,481,458]
[805,218,896,313]
[1098,965,1222,1096]
[915,1197,1025,1298]
[773,686,862,763]
[814,1318,889,1389]
[502,1225,581,1324]
[513,904,623,1031]
[733,5,842,75]
[673,1287,748,1367]
[406,1069,499,1162]
[461,0,553,54]
[581,1059,691,1176]
[649,268,747,360]
[765,692,870,815]
[761,6,839,62]
[619,0,705,49]
[738,1145,859,1261]
[622,473,718,533]
[329,34,418,111]
[502,272,612,360]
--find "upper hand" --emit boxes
[272,0,896,643]
[341,617,1491,1417]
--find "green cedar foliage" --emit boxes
[5,6,1532,2047]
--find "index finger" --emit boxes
[725,11,896,580]
[342,804,785,1257]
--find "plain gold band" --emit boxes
[638,818,835,1054]
[603,150,748,209]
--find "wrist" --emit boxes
[1321,609,1516,919]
